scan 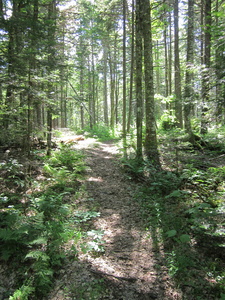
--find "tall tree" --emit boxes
[135,0,143,160]
[127,0,135,133]
[142,0,161,168]
[103,41,109,125]
[183,0,194,135]
[122,0,127,157]
[46,0,57,156]
[200,0,212,134]
[174,0,183,128]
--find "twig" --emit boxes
[90,268,137,282]
[208,154,225,161]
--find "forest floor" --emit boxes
[47,132,182,300]
[1,129,225,299]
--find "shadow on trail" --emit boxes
[79,145,180,299]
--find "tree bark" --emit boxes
[127,0,135,133]
[122,0,127,158]
[184,0,194,134]
[103,43,109,125]
[200,0,211,134]
[142,0,161,169]
[174,0,183,128]
[135,0,143,160]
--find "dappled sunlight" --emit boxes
[44,135,184,299]
[75,140,182,299]
[87,176,104,182]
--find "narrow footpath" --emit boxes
[49,137,182,300]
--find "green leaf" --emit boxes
[166,230,177,237]
[165,190,182,199]
[179,234,191,243]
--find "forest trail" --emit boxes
[49,134,182,300]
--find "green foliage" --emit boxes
[121,157,145,180]
[9,283,35,300]
[74,211,101,223]
[135,157,225,298]
[49,145,85,171]
[66,278,107,300]
[0,159,25,190]
[82,229,105,254]
[43,146,86,188]
[85,125,119,141]
[160,111,178,131]
[182,165,225,207]
[32,191,70,220]
[0,145,88,299]
[148,170,182,195]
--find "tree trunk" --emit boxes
[168,11,172,96]
[103,43,109,125]
[135,0,143,160]
[164,21,169,99]
[184,0,194,134]
[127,0,135,133]
[109,42,116,129]
[142,0,161,169]
[46,0,57,155]
[200,0,211,134]
[122,0,127,158]
[174,0,183,128]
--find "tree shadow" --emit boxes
[48,143,223,299]
[75,145,181,299]
[142,188,223,300]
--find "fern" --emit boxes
[25,250,50,262]
[9,284,34,300]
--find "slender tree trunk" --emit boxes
[215,0,223,123]
[135,0,143,160]
[168,11,172,96]
[103,43,109,125]
[79,38,85,129]
[184,0,194,134]
[174,0,183,128]
[25,0,39,154]
[88,56,93,129]
[122,0,127,158]
[115,71,119,124]
[155,41,160,94]
[200,0,211,134]
[46,0,57,156]
[91,39,96,126]
[164,21,169,99]
[127,0,135,133]
[142,0,161,168]
[80,77,84,130]
[109,43,116,129]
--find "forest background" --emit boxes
[0,0,224,160]
[1,0,225,299]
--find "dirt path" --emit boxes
[49,137,182,300]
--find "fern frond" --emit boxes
[25,250,50,262]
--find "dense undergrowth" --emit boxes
[76,124,119,142]
[0,142,103,299]
[1,125,225,299]
[122,126,225,300]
